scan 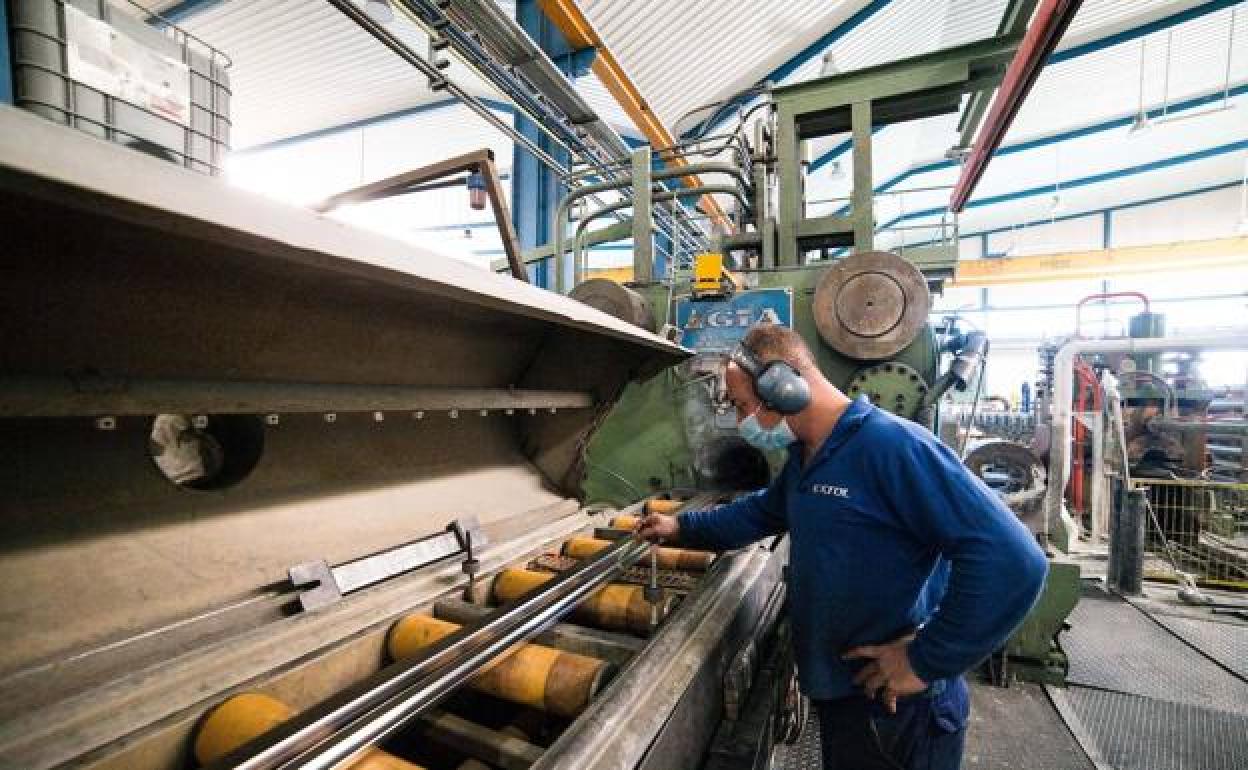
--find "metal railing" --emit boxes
[1131,477,1248,589]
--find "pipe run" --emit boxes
[571,185,751,285]
[552,163,750,292]
[1042,333,1248,543]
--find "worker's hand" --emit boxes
[844,632,926,714]
[635,513,679,543]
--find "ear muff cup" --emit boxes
[731,346,811,416]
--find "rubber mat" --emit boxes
[1148,613,1248,682]
[1056,685,1248,770]
[1062,593,1248,714]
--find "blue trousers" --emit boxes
[813,677,969,770]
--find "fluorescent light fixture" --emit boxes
[1155,103,1237,127]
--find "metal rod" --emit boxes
[213,537,651,770]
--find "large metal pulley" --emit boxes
[569,279,657,333]
[813,250,930,360]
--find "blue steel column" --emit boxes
[514,0,572,290]
[1,0,13,104]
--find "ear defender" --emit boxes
[730,345,812,416]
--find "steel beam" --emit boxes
[949,236,1248,286]
[631,147,654,284]
[851,100,874,251]
[771,36,1016,264]
[537,0,731,230]
[0,0,12,105]
[514,0,571,289]
[951,0,1083,211]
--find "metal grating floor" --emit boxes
[770,710,822,770]
[964,683,1093,769]
[1148,612,1248,681]
[1063,592,1248,714]
[1055,686,1248,770]
[772,589,1248,770]
[772,683,1091,770]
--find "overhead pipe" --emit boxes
[950,0,1084,211]
[1042,334,1248,543]
[552,163,750,291]
[1073,292,1149,338]
[572,185,751,285]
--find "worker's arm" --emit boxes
[880,433,1048,683]
[674,464,790,551]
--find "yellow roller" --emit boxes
[643,498,683,515]
[562,536,714,571]
[492,567,673,636]
[194,692,424,770]
[608,514,641,531]
[387,615,610,717]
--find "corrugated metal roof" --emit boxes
[577,0,865,129]
[786,0,1009,84]
[173,0,499,148]
[138,0,1245,270]
[1010,4,1246,141]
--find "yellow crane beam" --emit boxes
[950,236,1248,287]
[538,0,732,232]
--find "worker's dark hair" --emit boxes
[741,323,816,372]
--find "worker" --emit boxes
[637,323,1047,770]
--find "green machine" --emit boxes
[505,33,1079,686]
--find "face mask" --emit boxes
[738,408,797,451]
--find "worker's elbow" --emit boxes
[1020,541,1049,604]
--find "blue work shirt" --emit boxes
[678,396,1048,700]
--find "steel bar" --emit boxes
[0,377,593,418]
[432,598,644,667]
[207,537,651,770]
